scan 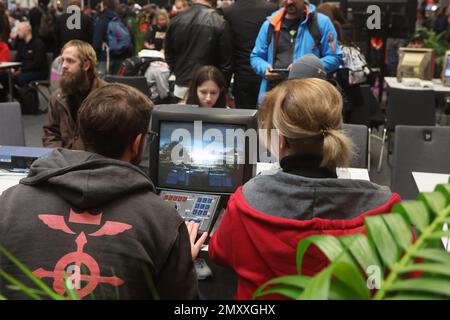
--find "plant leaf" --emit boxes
[296,235,350,274]
[253,285,304,300]
[0,294,6,300]
[298,265,333,300]
[399,263,450,277]
[253,275,309,300]
[331,261,371,299]
[0,245,64,300]
[0,269,41,300]
[365,215,400,269]
[339,234,382,271]
[435,184,450,203]
[386,278,450,296]
[418,192,447,216]
[381,213,412,251]
[386,294,447,300]
[329,279,364,300]
[413,248,450,264]
[392,201,429,232]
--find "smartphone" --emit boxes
[271,68,289,74]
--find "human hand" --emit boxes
[265,66,282,81]
[185,221,208,261]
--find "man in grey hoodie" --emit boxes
[0,83,205,299]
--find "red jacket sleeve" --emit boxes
[208,199,236,269]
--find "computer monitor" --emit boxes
[442,50,450,86]
[149,105,258,195]
[397,47,435,81]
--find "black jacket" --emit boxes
[14,37,48,74]
[165,3,233,87]
[55,12,94,54]
[223,0,276,79]
[0,149,198,299]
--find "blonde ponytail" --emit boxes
[259,78,354,169]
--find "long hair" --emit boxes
[186,65,227,108]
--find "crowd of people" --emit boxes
[0,0,427,300]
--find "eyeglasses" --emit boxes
[147,129,158,143]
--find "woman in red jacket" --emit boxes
[208,78,400,300]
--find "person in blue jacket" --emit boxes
[250,0,342,105]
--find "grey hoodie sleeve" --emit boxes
[156,223,199,299]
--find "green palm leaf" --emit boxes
[255,181,450,300]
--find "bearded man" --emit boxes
[42,40,107,149]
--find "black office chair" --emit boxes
[392,126,450,199]
[378,87,436,172]
[105,75,150,98]
[30,52,54,106]
[342,123,369,169]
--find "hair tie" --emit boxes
[321,129,327,137]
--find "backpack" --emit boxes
[341,44,370,85]
[118,56,164,76]
[107,17,132,57]
[38,8,54,38]
[14,85,40,115]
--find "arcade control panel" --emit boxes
[160,190,222,234]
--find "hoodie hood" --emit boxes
[20,149,155,209]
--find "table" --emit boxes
[0,62,22,102]
[0,171,26,195]
[384,77,450,93]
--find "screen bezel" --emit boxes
[149,105,257,195]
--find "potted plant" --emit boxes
[254,181,450,300]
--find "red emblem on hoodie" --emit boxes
[33,210,133,298]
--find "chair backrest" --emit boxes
[0,102,25,146]
[392,125,450,200]
[342,123,368,168]
[386,88,436,131]
[105,75,150,98]
[345,84,372,126]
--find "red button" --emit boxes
[164,195,168,200]
[182,197,187,201]
[168,195,173,200]
[177,196,183,201]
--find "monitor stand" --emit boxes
[159,190,224,235]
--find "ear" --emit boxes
[131,133,144,158]
[279,134,287,151]
[82,60,91,72]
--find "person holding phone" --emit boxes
[251,0,342,105]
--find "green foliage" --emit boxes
[414,28,450,68]
[254,180,450,300]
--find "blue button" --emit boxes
[197,198,202,202]
[195,204,200,208]
[203,211,208,216]
[207,198,212,203]
[197,210,203,215]
[200,204,205,209]
[202,198,207,203]
[205,205,210,209]
[193,209,197,215]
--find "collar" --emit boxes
[269,4,311,30]
[280,154,337,179]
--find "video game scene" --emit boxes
[158,121,246,193]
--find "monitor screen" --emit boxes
[445,55,450,78]
[157,121,247,193]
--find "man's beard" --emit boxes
[60,69,90,96]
